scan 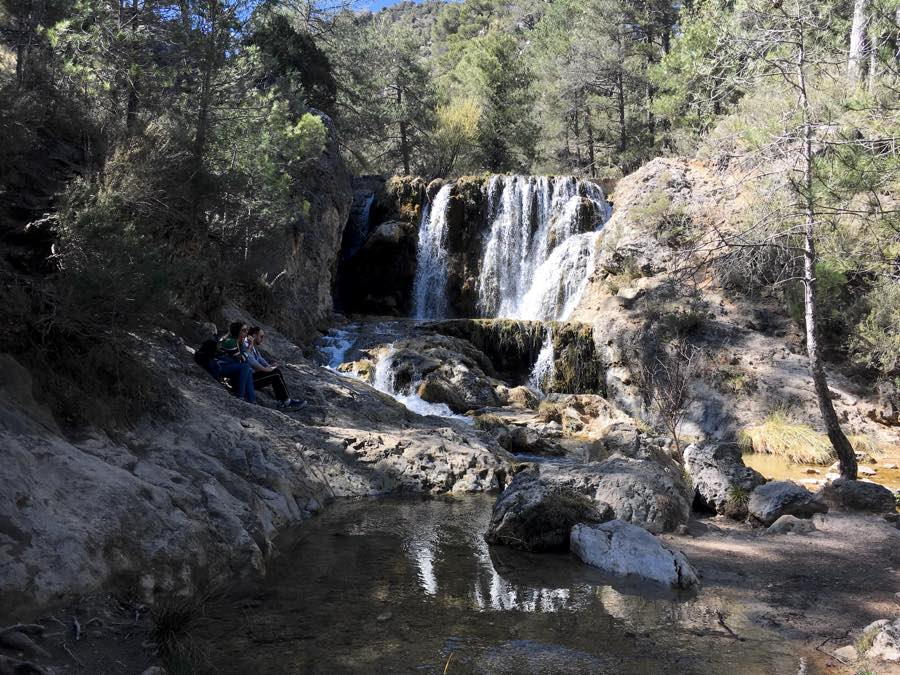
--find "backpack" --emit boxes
[194,339,219,370]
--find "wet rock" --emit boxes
[748,481,828,526]
[821,479,896,513]
[683,443,766,519]
[484,471,611,552]
[765,515,817,535]
[862,618,900,662]
[570,520,699,590]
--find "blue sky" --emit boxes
[356,0,430,11]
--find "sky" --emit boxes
[357,0,431,11]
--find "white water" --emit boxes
[317,324,359,370]
[528,329,556,394]
[411,185,454,319]
[477,175,610,321]
[373,346,473,423]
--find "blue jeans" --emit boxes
[210,359,256,403]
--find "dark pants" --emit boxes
[253,368,289,401]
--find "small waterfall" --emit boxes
[411,185,454,320]
[528,329,556,394]
[373,347,472,422]
[477,176,610,321]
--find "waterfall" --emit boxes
[477,176,610,321]
[411,184,454,320]
[528,329,556,394]
[373,347,472,422]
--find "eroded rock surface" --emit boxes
[683,442,766,518]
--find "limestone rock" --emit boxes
[484,471,610,552]
[765,515,817,535]
[683,442,766,518]
[748,481,828,526]
[570,520,699,589]
[831,645,858,662]
[821,479,896,513]
[863,618,900,662]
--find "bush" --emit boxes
[631,189,694,247]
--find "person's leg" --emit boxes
[253,370,288,401]
[238,363,256,403]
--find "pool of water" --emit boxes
[198,495,809,674]
[743,452,900,492]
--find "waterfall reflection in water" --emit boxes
[199,496,804,674]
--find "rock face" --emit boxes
[483,471,610,551]
[747,481,828,526]
[821,479,897,513]
[244,112,352,343]
[0,318,512,617]
[570,520,699,590]
[683,443,766,518]
[863,618,900,662]
[340,220,418,315]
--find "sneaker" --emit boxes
[286,398,307,408]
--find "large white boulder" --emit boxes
[570,520,700,590]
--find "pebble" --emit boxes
[804,468,820,475]
[858,466,877,476]
[884,463,898,470]
[376,612,392,623]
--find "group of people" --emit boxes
[204,321,304,409]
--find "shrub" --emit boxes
[631,189,694,247]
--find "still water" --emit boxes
[199,495,808,674]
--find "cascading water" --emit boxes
[373,346,472,422]
[477,175,611,321]
[528,329,556,394]
[411,184,454,320]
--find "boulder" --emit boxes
[821,479,896,513]
[507,385,539,409]
[765,514,817,535]
[544,454,692,534]
[484,471,610,552]
[570,520,700,590]
[683,443,766,518]
[862,618,900,662]
[747,481,828,526]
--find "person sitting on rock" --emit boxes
[244,326,304,409]
[209,321,256,404]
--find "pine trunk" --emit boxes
[798,19,859,480]
[848,0,869,86]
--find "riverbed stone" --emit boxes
[821,479,896,513]
[570,520,700,589]
[747,481,828,526]
[484,471,611,551]
[683,442,766,518]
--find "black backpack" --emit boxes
[194,339,219,370]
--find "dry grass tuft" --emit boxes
[739,412,883,465]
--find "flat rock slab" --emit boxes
[748,480,828,526]
[570,520,699,590]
